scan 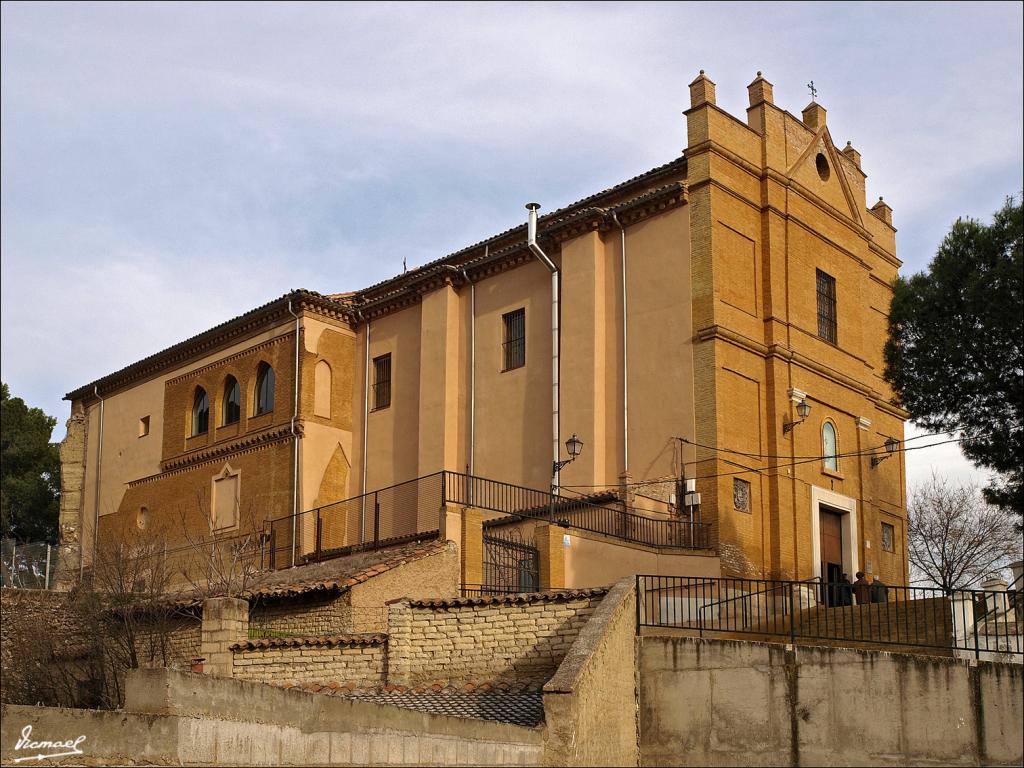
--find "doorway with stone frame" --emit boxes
[809,486,860,606]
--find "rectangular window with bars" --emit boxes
[372,353,392,410]
[502,308,526,371]
[816,268,837,344]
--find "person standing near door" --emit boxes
[853,571,871,605]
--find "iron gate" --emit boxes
[482,528,539,595]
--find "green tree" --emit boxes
[885,195,1024,516]
[0,382,61,541]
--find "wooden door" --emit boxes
[820,508,844,606]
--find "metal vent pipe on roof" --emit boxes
[525,203,561,490]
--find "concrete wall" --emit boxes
[638,635,1023,767]
[387,592,604,687]
[542,578,639,767]
[562,529,720,589]
[0,668,543,766]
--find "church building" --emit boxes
[59,73,909,590]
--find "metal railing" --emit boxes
[264,473,445,569]
[1,538,59,589]
[636,575,1023,659]
[445,472,710,550]
[263,471,711,570]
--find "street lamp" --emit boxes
[783,399,812,434]
[870,436,900,467]
[550,434,584,523]
[553,433,584,477]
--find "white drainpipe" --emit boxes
[525,203,561,491]
[360,313,371,543]
[611,210,629,473]
[461,264,477,480]
[287,299,301,566]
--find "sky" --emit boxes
[2,2,1022,492]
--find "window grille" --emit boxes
[502,308,526,371]
[373,354,392,410]
[816,269,837,344]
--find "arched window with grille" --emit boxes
[192,387,209,435]
[254,362,275,415]
[822,421,838,472]
[222,375,241,425]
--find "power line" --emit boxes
[560,435,975,490]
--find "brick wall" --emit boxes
[231,635,385,688]
[387,590,606,687]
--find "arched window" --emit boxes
[192,387,209,435]
[254,362,275,415]
[822,422,838,472]
[222,376,241,425]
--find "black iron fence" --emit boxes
[482,528,539,594]
[636,575,1023,659]
[445,472,710,550]
[264,473,444,569]
[262,471,711,570]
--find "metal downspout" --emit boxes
[360,312,370,544]
[87,386,104,577]
[525,203,561,491]
[460,264,477,481]
[287,299,301,567]
[612,211,629,473]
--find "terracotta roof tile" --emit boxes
[230,632,386,652]
[246,537,452,600]
[405,587,607,609]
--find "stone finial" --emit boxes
[801,102,827,130]
[870,196,893,226]
[747,71,774,106]
[842,141,861,168]
[689,70,716,108]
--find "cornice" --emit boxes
[67,290,355,404]
[694,324,904,417]
[165,333,291,387]
[156,424,299,475]
[353,184,687,324]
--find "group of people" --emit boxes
[831,571,888,607]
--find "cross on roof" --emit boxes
[807,80,818,101]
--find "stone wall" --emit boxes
[542,578,639,767]
[232,635,386,688]
[251,592,352,636]
[638,635,1024,767]
[0,588,96,706]
[132,614,202,669]
[387,590,606,687]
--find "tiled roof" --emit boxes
[355,156,687,298]
[246,537,452,600]
[65,289,354,401]
[230,633,386,652]
[339,690,544,728]
[404,587,607,609]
